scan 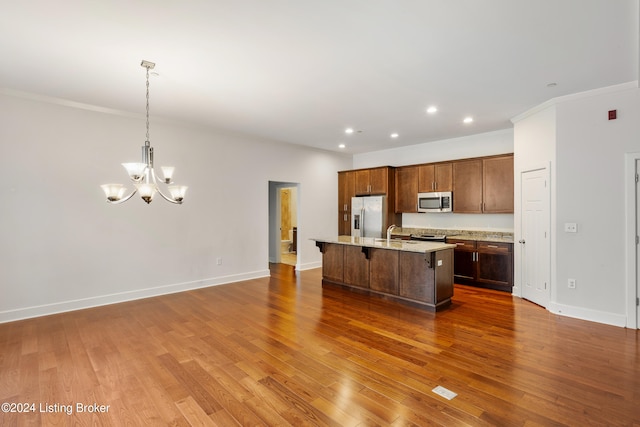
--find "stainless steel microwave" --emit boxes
[417,191,452,213]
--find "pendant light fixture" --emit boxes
[101,60,187,205]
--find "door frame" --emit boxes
[268,181,300,267]
[624,153,640,329]
[515,163,551,307]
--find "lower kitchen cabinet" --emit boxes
[476,242,513,289]
[344,245,369,288]
[451,240,476,281]
[447,238,513,292]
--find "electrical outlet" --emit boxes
[564,223,578,233]
[216,257,222,265]
[568,278,576,289]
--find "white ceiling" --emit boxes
[1,1,638,154]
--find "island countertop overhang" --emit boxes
[311,236,455,253]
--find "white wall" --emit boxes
[512,104,557,298]
[0,92,351,322]
[513,82,640,327]
[354,129,515,231]
[554,83,640,324]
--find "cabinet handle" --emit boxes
[434,182,437,190]
[487,245,498,248]
[455,243,465,246]
[432,182,435,190]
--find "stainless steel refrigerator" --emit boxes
[351,196,387,238]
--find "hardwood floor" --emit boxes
[1,264,638,426]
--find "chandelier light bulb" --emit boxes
[101,184,126,202]
[161,166,175,184]
[122,163,147,182]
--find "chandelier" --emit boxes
[101,60,188,205]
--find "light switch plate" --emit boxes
[564,223,577,233]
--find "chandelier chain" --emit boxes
[145,65,150,143]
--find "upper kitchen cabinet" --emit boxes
[395,165,419,213]
[483,155,514,213]
[453,159,483,213]
[355,167,390,195]
[338,171,356,235]
[418,163,452,192]
[453,154,514,213]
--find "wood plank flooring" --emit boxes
[1,264,638,426]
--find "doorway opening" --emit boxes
[268,181,299,268]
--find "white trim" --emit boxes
[548,302,627,328]
[624,152,640,329]
[0,270,270,324]
[511,81,639,124]
[298,261,322,271]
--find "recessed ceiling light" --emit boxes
[463,117,473,124]
[390,133,399,139]
[345,128,354,134]
[338,143,346,149]
[426,106,438,114]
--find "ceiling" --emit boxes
[1,1,638,154]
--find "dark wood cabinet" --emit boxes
[355,167,389,195]
[322,243,344,284]
[453,159,483,213]
[453,154,513,213]
[418,163,453,192]
[483,156,514,213]
[341,166,400,234]
[344,245,370,288]
[476,242,513,288]
[369,249,399,295]
[338,171,356,235]
[450,240,477,281]
[447,238,513,292]
[316,240,454,311]
[395,165,419,213]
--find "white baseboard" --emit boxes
[297,261,321,271]
[548,302,627,328]
[0,269,270,324]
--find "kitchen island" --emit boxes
[313,236,456,311]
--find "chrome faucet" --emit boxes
[386,224,398,241]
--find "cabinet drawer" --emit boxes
[447,239,476,250]
[477,241,512,253]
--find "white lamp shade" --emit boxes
[101,184,126,202]
[135,183,158,204]
[168,185,188,202]
[160,166,175,183]
[122,163,147,181]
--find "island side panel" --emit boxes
[344,245,370,288]
[369,249,399,295]
[435,248,454,303]
[398,252,436,304]
[322,243,344,284]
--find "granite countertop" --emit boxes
[391,228,514,244]
[312,236,455,253]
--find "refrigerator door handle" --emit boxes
[360,208,365,237]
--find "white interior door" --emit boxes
[521,168,550,307]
